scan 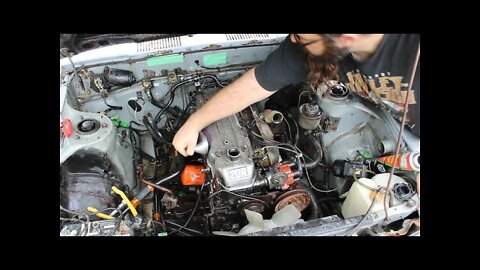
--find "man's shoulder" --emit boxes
[384,34,419,47]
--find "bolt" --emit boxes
[102,123,108,128]
[407,199,416,207]
[215,150,223,157]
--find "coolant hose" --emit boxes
[143,115,171,145]
[302,186,321,220]
[304,134,323,169]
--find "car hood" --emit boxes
[60,34,188,57]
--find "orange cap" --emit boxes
[181,165,207,186]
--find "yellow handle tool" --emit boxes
[112,186,138,217]
[87,207,114,220]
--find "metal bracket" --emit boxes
[323,117,341,132]
[167,71,178,85]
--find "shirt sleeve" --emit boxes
[254,35,308,91]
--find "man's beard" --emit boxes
[302,43,348,84]
[310,45,350,65]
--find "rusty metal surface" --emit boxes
[60,150,122,219]
[377,218,420,236]
[274,189,311,213]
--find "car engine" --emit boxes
[60,35,420,236]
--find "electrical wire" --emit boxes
[164,220,204,235]
[352,169,381,192]
[154,74,225,124]
[60,205,84,216]
[107,211,125,236]
[60,205,91,236]
[297,90,311,107]
[60,205,90,223]
[343,189,381,236]
[169,180,207,235]
[260,145,302,156]
[103,98,123,110]
[202,180,267,207]
[60,217,85,222]
[250,130,318,165]
[300,155,345,193]
[133,102,145,126]
[283,115,294,142]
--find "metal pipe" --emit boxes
[263,109,284,124]
[141,179,174,195]
[384,42,420,222]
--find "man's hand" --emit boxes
[172,68,273,157]
[173,122,200,157]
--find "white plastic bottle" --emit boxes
[341,173,407,219]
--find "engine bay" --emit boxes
[60,36,420,236]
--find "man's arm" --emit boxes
[172,68,274,156]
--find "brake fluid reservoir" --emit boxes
[341,173,410,219]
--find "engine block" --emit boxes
[204,114,256,191]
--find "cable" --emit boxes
[343,187,384,236]
[128,126,140,191]
[60,205,90,233]
[204,184,265,204]
[60,205,83,216]
[154,74,225,124]
[174,99,195,130]
[103,98,123,110]
[155,157,185,185]
[60,217,85,222]
[133,102,145,126]
[261,145,302,156]
[286,114,300,146]
[297,90,311,107]
[143,115,172,145]
[164,220,204,235]
[301,155,345,193]
[170,180,206,235]
[352,169,379,191]
[283,115,294,143]
[107,211,125,236]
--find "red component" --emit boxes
[181,165,207,186]
[62,119,73,137]
[277,163,295,190]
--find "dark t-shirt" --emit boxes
[255,34,420,136]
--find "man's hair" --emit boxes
[294,34,342,85]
